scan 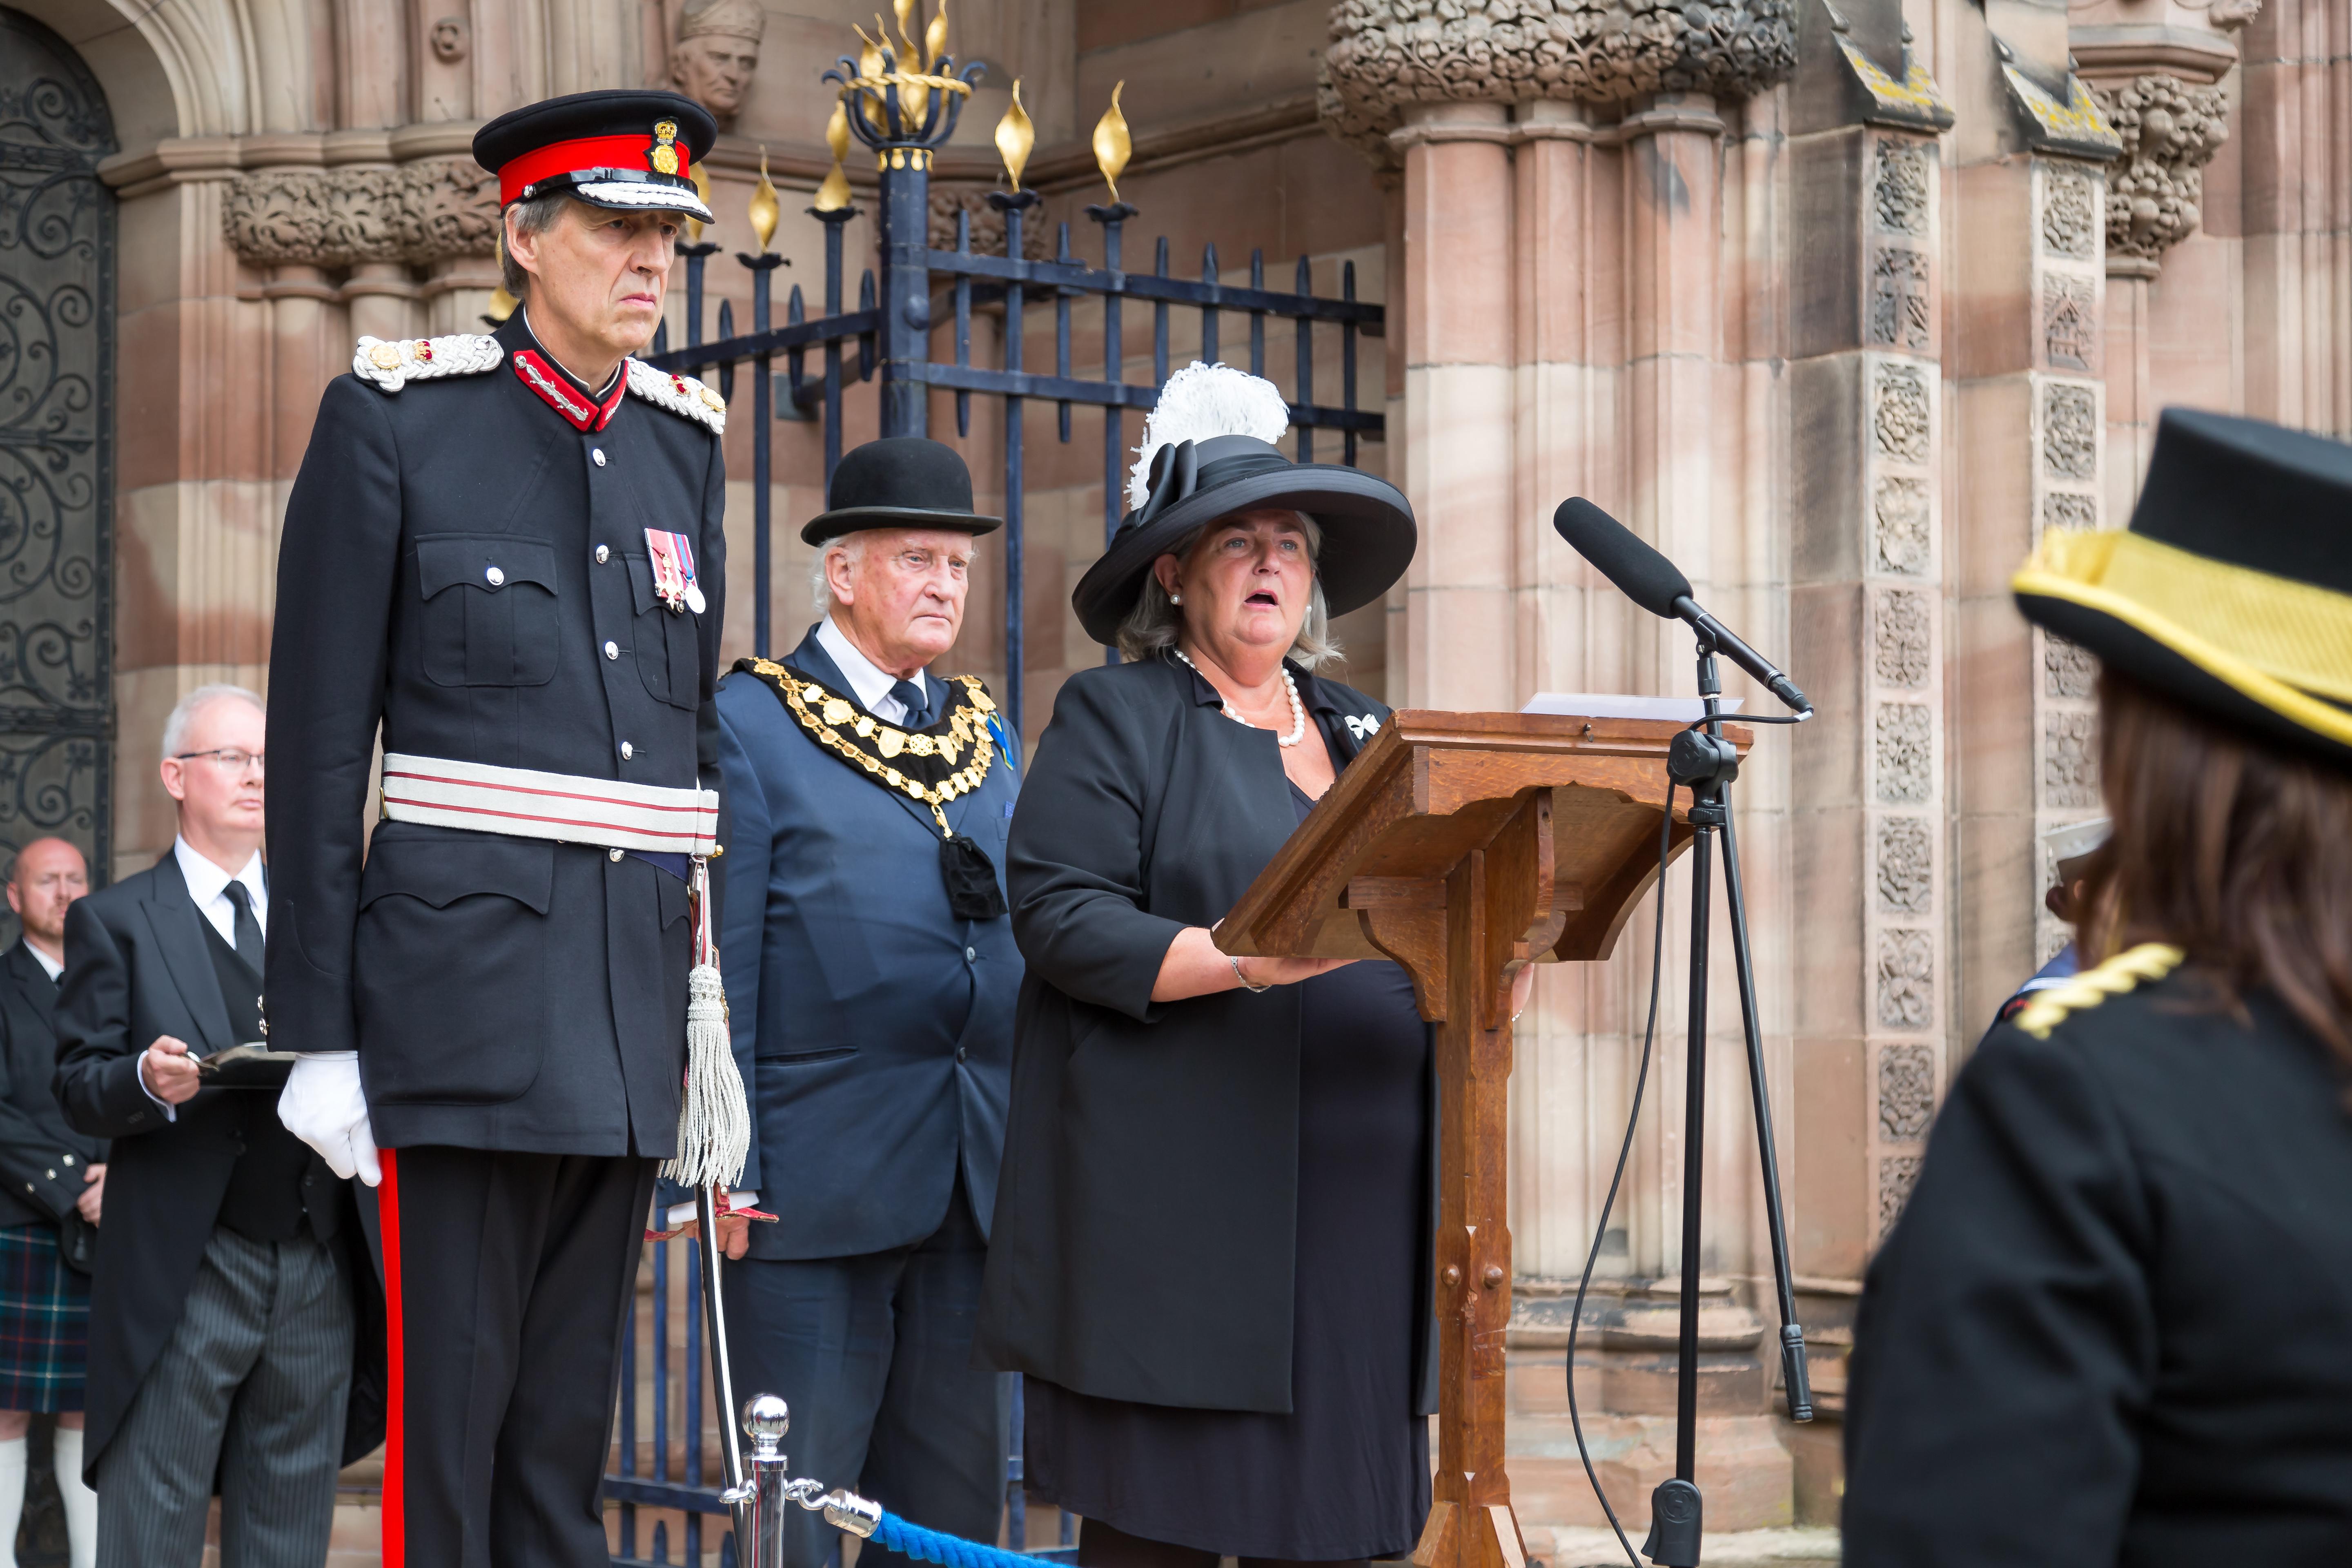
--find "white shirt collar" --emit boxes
[18,940,60,983]
[815,615,924,724]
[173,836,267,945]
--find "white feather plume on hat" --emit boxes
[1127,361,1290,510]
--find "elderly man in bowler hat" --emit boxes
[701,435,1021,1568]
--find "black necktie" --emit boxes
[223,881,265,971]
[891,677,931,728]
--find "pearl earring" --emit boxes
[1168,591,1182,604]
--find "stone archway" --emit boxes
[0,5,116,889]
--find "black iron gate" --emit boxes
[610,29,1383,1566]
[0,8,116,899]
[641,44,1383,742]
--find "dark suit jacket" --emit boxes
[975,653,1434,1414]
[51,855,385,1479]
[0,942,104,1241]
[266,312,723,1154]
[704,628,1022,1258]
[1844,971,2352,1566]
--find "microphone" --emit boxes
[1553,498,1812,717]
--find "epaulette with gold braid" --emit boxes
[2012,942,2185,1039]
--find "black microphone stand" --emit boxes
[1642,630,1814,1568]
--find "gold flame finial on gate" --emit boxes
[853,24,888,134]
[685,164,712,241]
[1093,81,1131,203]
[748,148,780,251]
[996,79,1034,194]
[924,0,951,73]
[815,100,853,212]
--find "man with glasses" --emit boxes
[51,686,379,1566]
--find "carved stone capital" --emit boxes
[2090,73,2230,272]
[223,158,500,269]
[929,188,1052,262]
[1318,0,1798,165]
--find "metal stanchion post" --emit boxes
[733,1394,791,1568]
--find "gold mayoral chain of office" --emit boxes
[738,658,998,833]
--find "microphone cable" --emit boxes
[1566,781,1677,1568]
[1566,710,1801,1568]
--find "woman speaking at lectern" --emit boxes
[976,365,1461,1568]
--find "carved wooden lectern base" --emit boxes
[1218,711,1748,1568]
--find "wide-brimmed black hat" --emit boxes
[801,437,1003,546]
[474,90,718,223]
[1071,432,1416,646]
[2013,407,2352,766]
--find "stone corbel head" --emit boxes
[671,0,765,129]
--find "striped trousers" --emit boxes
[94,1227,351,1568]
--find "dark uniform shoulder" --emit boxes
[624,358,726,435]
[2007,942,2187,1045]
[348,332,504,392]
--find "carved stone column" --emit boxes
[1782,6,1953,1501]
[223,155,503,431]
[1949,0,2122,1066]
[2236,0,2349,433]
[1322,0,1803,1541]
[2073,27,2236,510]
[1392,100,1518,712]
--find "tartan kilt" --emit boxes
[0,1223,87,1412]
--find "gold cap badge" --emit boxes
[650,118,681,177]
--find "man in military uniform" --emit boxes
[265,89,738,1566]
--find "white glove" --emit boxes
[277,1052,381,1186]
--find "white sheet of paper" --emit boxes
[1518,692,1746,722]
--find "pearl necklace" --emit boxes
[1175,650,1307,748]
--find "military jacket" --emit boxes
[265,314,727,1155]
[1845,947,2352,1565]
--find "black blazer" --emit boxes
[976,653,1432,1414]
[0,942,104,1243]
[266,313,722,1155]
[1843,969,2352,1565]
[51,855,384,1481]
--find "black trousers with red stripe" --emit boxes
[378,1145,658,1568]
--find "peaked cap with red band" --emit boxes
[473,89,717,224]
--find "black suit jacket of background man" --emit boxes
[262,312,726,1156]
[50,855,384,1480]
[0,941,104,1255]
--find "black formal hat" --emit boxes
[800,437,1004,546]
[1070,363,1416,646]
[474,89,718,224]
[2013,407,2352,766]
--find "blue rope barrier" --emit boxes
[873,1510,1043,1568]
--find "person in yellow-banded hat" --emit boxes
[1844,409,2352,1564]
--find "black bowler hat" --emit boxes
[474,89,717,224]
[801,437,1004,546]
[1070,363,1416,646]
[2013,407,2352,766]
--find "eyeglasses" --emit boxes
[173,748,265,775]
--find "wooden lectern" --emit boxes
[1218,710,1750,1568]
